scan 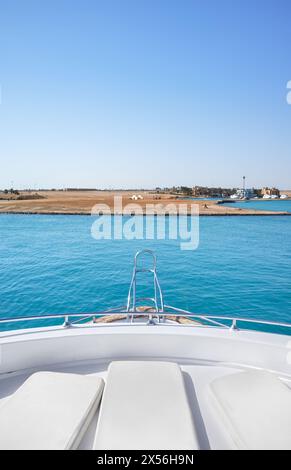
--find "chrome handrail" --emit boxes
[0,308,291,333]
[126,250,164,322]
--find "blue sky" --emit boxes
[0,0,291,189]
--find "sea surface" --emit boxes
[224,199,291,212]
[0,214,290,333]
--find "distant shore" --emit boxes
[0,190,290,217]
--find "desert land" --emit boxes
[0,190,290,216]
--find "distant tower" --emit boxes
[243,176,246,197]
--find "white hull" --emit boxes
[0,321,291,450]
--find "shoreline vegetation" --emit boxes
[0,190,290,216]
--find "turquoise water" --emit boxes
[224,200,291,212]
[186,197,222,201]
[0,214,291,332]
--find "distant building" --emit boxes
[261,187,280,197]
[234,188,255,199]
[192,186,233,198]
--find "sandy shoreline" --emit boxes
[0,211,291,217]
[0,190,290,216]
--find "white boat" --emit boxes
[281,194,288,199]
[0,250,291,450]
[263,194,271,199]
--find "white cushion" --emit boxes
[94,361,199,450]
[0,371,104,450]
[210,370,291,450]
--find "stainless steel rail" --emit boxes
[126,250,164,323]
[0,308,291,334]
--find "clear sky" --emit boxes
[0,0,291,189]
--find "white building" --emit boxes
[232,188,255,199]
